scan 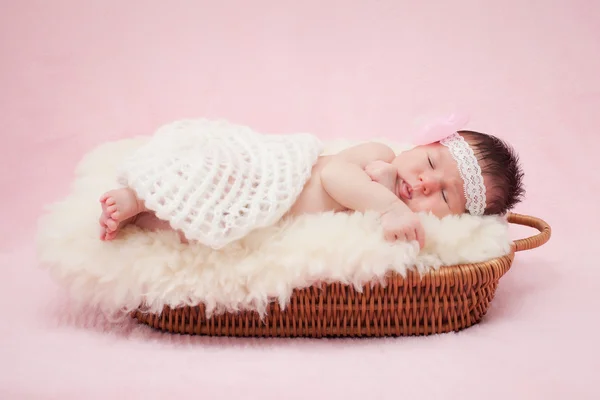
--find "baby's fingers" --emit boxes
[384,230,398,242]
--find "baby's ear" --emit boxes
[410,113,470,145]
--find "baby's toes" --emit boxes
[111,211,121,221]
[107,205,118,214]
[106,219,118,231]
[104,197,116,207]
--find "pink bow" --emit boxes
[411,113,470,145]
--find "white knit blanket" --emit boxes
[116,119,323,249]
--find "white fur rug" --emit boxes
[36,136,512,318]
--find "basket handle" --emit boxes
[507,212,551,252]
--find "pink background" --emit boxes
[1,1,598,398]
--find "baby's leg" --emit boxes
[134,212,189,243]
[99,187,149,240]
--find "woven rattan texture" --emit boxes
[133,213,550,337]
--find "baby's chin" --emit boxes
[405,201,420,213]
[402,199,430,215]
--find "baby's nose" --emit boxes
[415,177,440,194]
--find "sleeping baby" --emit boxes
[98,123,525,250]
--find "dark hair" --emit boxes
[458,130,525,215]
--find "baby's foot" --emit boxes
[99,188,146,240]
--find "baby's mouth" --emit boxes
[397,179,413,200]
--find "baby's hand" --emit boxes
[365,160,398,193]
[380,204,425,249]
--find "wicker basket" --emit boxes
[133,212,550,337]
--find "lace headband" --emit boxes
[412,113,487,216]
[440,133,486,215]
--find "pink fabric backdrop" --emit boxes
[1,1,598,398]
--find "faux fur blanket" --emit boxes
[36,135,512,318]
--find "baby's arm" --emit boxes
[365,160,398,193]
[320,142,425,247]
[320,142,401,213]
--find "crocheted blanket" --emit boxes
[117,119,323,249]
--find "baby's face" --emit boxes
[390,142,468,218]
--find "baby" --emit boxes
[99,129,525,248]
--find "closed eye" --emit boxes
[428,155,434,168]
[442,191,448,204]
